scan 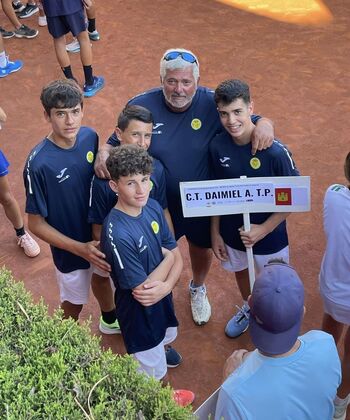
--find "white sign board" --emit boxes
[180,176,310,218]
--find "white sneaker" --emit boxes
[189,281,211,325]
[38,15,47,26]
[66,39,80,53]
[334,394,350,420]
[17,232,40,257]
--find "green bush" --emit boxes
[0,268,193,419]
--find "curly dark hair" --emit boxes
[40,79,83,115]
[106,144,153,181]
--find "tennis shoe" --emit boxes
[83,76,105,97]
[225,303,250,338]
[17,232,40,257]
[99,317,121,334]
[189,281,211,325]
[165,345,182,368]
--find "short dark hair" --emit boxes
[40,79,83,115]
[345,152,350,183]
[117,105,153,131]
[106,144,153,181]
[214,79,251,105]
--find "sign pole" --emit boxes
[243,212,256,292]
[240,176,255,291]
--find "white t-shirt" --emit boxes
[319,184,350,308]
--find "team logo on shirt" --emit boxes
[191,118,202,130]
[150,180,154,191]
[86,151,94,164]
[151,221,159,234]
[56,168,70,183]
[275,188,292,205]
[250,157,261,169]
[152,123,164,134]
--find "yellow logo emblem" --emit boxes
[86,151,94,164]
[150,180,154,191]
[151,221,159,234]
[250,157,261,169]
[191,118,202,130]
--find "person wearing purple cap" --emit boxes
[215,261,341,420]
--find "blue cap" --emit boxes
[249,262,304,355]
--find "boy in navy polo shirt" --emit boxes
[41,0,104,97]
[101,145,183,381]
[23,79,112,321]
[210,79,299,339]
[89,105,172,335]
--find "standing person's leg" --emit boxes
[1,0,38,38]
[322,313,344,345]
[86,1,99,41]
[334,326,350,419]
[0,169,40,257]
[52,35,75,80]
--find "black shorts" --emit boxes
[172,212,211,249]
[47,9,86,39]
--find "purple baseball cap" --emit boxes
[249,262,304,355]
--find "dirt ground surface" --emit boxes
[1,0,350,412]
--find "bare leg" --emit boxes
[0,175,24,229]
[188,240,212,287]
[338,326,350,399]
[53,35,70,68]
[1,0,22,29]
[322,312,344,345]
[76,30,92,66]
[235,268,251,301]
[91,273,115,312]
[61,301,83,321]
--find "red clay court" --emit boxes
[0,0,349,409]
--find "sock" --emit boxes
[83,65,94,86]
[62,65,74,80]
[15,226,25,237]
[0,51,7,68]
[88,18,96,33]
[101,309,117,325]
[335,395,348,405]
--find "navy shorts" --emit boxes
[47,9,86,39]
[0,149,9,177]
[172,211,211,249]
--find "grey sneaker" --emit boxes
[189,281,211,325]
[14,24,38,39]
[334,394,350,420]
[0,27,15,39]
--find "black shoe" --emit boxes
[0,27,15,39]
[165,345,183,368]
[18,4,39,18]
[14,24,39,39]
[12,1,25,13]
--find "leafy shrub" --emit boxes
[0,268,193,419]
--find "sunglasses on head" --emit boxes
[163,51,198,64]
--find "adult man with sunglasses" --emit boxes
[94,48,274,326]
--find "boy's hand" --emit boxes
[83,0,92,10]
[79,241,111,272]
[132,281,169,306]
[239,224,269,248]
[251,118,274,155]
[94,149,111,179]
[211,232,228,261]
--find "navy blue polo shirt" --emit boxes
[24,127,98,272]
[210,133,300,254]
